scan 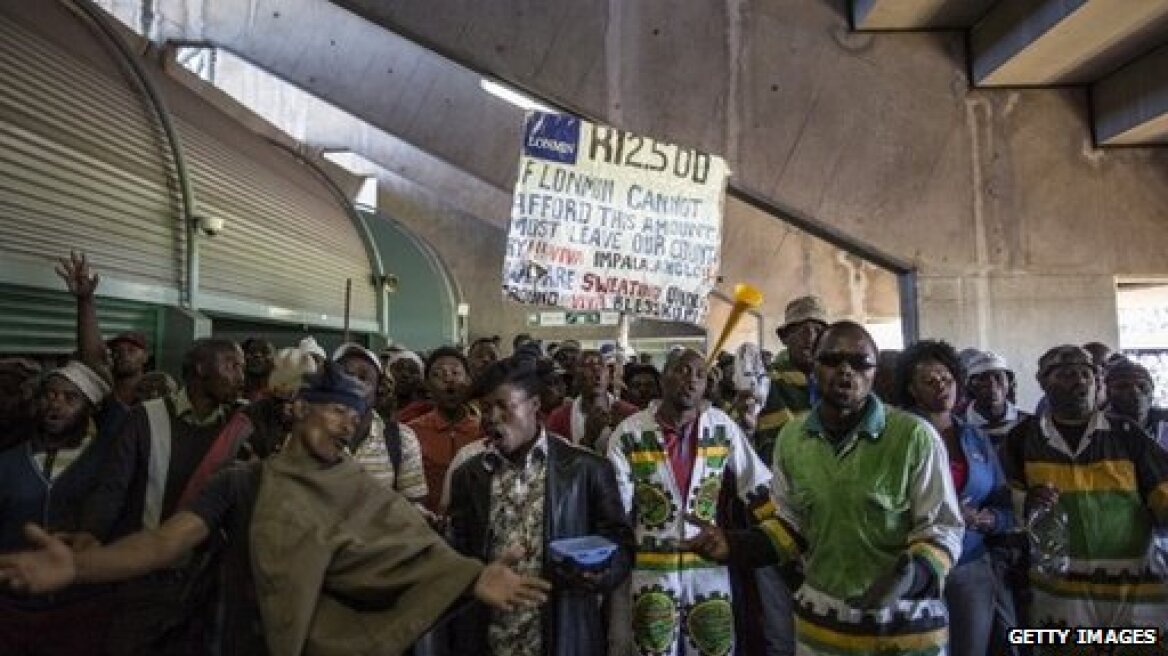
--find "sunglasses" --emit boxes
[816,352,877,371]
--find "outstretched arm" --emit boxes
[55,251,109,379]
[0,513,209,593]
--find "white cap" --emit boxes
[385,349,424,372]
[298,336,327,361]
[50,361,111,405]
[966,350,1011,379]
[332,342,383,374]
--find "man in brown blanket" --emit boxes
[0,363,550,655]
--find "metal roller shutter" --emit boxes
[0,284,159,357]
[179,117,379,329]
[0,17,181,289]
[0,14,377,333]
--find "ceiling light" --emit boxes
[480,78,558,114]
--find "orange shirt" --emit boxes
[407,408,482,512]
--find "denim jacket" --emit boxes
[953,417,1014,564]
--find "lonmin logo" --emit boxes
[523,113,580,165]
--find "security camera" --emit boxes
[199,216,226,237]
[383,273,399,293]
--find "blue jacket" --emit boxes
[952,418,1014,564]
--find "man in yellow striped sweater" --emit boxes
[1001,345,1168,637]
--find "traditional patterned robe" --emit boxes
[608,406,774,656]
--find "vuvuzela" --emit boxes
[707,283,764,365]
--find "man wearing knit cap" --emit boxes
[0,360,119,653]
[298,336,327,366]
[963,350,1030,448]
[1105,357,1168,448]
[386,348,431,423]
[333,343,428,505]
[103,331,149,406]
[1001,345,1168,635]
[0,363,552,655]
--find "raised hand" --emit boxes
[680,513,730,562]
[0,524,77,594]
[473,546,552,612]
[55,251,100,299]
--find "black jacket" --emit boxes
[448,433,634,656]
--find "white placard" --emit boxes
[502,112,729,325]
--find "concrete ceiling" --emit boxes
[970,0,1168,86]
[853,0,1168,146]
[87,0,905,333]
[851,0,996,30]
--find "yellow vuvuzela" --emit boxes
[707,284,764,365]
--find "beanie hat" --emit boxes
[298,336,327,361]
[1037,345,1094,379]
[966,350,1011,380]
[50,361,111,405]
[332,342,383,374]
[300,362,368,415]
[1104,357,1153,386]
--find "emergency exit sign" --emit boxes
[527,311,620,327]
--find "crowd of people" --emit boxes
[0,253,1165,656]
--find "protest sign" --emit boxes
[502,111,729,325]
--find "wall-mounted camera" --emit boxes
[373,273,399,293]
[198,216,226,237]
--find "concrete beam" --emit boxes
[1094,44,1168,146]
[135,0,526,197]
[851,0,995,31]
[972,0,1168,86]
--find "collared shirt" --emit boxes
[408,407,482,512]
[172,388,234,427]
[759,395,964,652]
[1001,410,1168,628]
[484,433,548,656]
[351,413,428,501]
[655,410,700,499]
[31,419,97,482]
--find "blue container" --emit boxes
[549,535,618,572]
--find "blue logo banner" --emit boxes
[523,112,580,164]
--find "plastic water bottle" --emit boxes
[1027,503,1069,575]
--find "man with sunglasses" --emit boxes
[686,321,963,656]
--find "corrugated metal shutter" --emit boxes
[0,284,159,356]
[0,15,376,331]
[0,17,182,289]
[177,117,378,328]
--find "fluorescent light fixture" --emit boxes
[323,150,380,177]
[480,78,558,114]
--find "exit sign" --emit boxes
[527,311,621,327]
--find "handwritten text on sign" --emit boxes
[503,112,728,325]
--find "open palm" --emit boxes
[0,524,76,594]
